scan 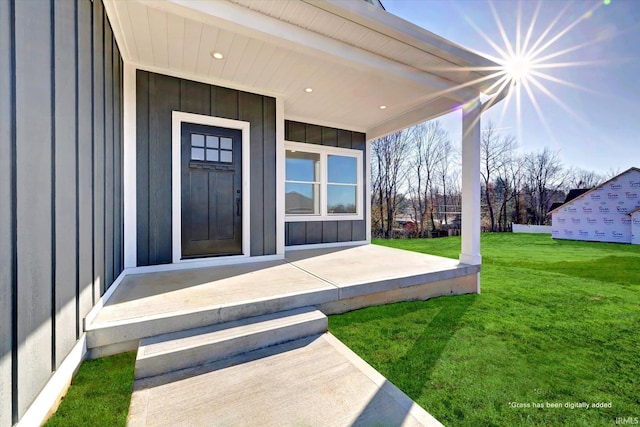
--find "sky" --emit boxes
[383,0,640,176]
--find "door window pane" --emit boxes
[191,147,205,161]
[220,151,232,163]
[328,155,357,184]
[206,136,219,148]
[220,137,233,150]
[191,134,205,147]
[328,185,356,214]
[206,149,219,162]
[285,183,319,214]
[286,151,319,182]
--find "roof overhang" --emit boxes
[104,0,503,139]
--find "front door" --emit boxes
[181,122,242,258]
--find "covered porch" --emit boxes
[104,0,502,280]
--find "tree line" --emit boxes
[372,120,616,239]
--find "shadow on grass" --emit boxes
[386,295,476,401]
[536,256,640,287]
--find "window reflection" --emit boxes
[328,185,356,213]
[328,155,357,184]
[286,151,320,182]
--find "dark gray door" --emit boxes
[181,122,242,258]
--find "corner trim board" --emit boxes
[122,62,137,268]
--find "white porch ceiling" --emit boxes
[105,0,501,138]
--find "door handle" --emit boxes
[236,197,241,217]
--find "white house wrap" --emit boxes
[550,168,640,244]
[631,207,640,245]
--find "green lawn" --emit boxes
[44,352,135,427]
[330,234,640,426]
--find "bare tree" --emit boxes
[407,121,449,237]
[566,168,604,189]
[435,138,455,225]
[604,168,622,180]
[480,121,517,231]
[508,154,525,225]
[371,130,411,238]
[523,148,567,225]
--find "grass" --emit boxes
[44,352,135,427]
[330,234,640,427]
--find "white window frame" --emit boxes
[285,141,363,222]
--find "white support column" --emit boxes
[459,98,482,271]
[123,62,137,268]
[275,97,285,255]
[365,138,372,243]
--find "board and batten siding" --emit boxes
[0,1,124,425]
[136,71,277,265]
[284,121,367,245]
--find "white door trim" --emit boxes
[171,111,251,264]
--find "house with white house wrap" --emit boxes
[550,168,640,244]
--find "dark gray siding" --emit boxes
[53,0,78,370]
[0,1,124,424]
[284,121,367,246]
[136,71,277,265]
[14,0,53,417]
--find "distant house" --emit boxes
[549,168,640,244]
[395,215,416,233]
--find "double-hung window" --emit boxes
[285,141,363,221]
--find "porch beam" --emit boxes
[459,98,482,275]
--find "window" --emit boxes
[285,142,363,221]
[190,133,233,163]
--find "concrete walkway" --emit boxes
[128,333,443,427]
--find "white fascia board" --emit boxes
[159,0,476,101]
[311,0,498,72]
[102,0,133,62]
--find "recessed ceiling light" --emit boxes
[379,105,387,110]
[305,88,313,93]
[211,51,224,60]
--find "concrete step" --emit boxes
[134,306,327,379]
[85,287,335,358]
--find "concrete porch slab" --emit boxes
[93,260,336,324]
[285,245,478,299]
[86,244,479,355]
[128,333,443,427]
